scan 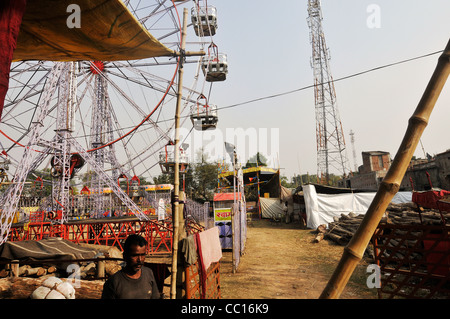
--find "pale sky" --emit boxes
[198,0,450,180]
[2,0,450,186]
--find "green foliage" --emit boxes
[244,152,268,168]
[26,168,52,197]
[283,173,345,188]
[152,148,218,203]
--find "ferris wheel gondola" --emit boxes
[201,42,228,82]
[190,94,218,130]
[191,4,218,37]
[159,142,189,175]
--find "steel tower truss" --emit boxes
[307,0,350,183]
[0,63,65,244]
[51,62,77,223]
[0,62,150,244]
[89,70,122,218]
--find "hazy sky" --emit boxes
[3,0,449,186]
[197,0,450,180]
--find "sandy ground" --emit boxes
[219,218,377,299]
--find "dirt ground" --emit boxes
[219,218,378,299]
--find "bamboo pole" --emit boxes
[170,8,188,300]
[320,39,450,299]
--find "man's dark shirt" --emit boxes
[101,266,160,299]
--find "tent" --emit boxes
[260,197,285,219]
[218,166,280,218]
[303,184,413,229]
[0,237,99,261]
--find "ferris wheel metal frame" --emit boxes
[0,0,225,244]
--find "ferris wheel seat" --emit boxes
[158,150,189,174]
[191,115,218,130]
[201,54,227,82]
[191,6,218,37]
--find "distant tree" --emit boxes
[27,168,52,197]
[152,173,173,185]
[192,150,218,202]
[280,175,297,188]
[245,152,268,168]
[152,149,218,202]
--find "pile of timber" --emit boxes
[0,244,123,280]
[314,202,450,246]
[0,259,122,280]
[0,264,57,278]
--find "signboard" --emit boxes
[214,208,231,221]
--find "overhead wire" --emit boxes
[216,49,445,112]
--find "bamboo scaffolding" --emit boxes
[170,8,188,300]
[320,38,450,299]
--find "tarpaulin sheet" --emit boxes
[0,237,98,262]
[260,197,285,219]
[0,0,27,121]
[303,184,413,229]
[12,0,175,62]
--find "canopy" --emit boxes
[0,237,98,267]
[213,192,242,202]
[12,0,175,62]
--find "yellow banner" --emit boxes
[214,208,231,221]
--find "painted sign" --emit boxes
[214,208,232,221]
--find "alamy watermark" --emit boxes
[178,124,280,166]
[67,4,81,29]
[66,263,81,288]
[366,4,381,29]
[366,264,381,289]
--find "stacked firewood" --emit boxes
[314,202,449,246]
[0,244,123,280]
[314,212,366,246]
[0,264,58,278]
[0,259,122,280]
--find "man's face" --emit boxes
[124,244,146,274]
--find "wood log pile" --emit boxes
[0,259,122,280]
[314,202,450,247]
[0,244,123,280]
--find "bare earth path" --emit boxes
[219,218,377,299]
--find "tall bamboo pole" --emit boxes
[320,39,450,299]
[170,8,188,300]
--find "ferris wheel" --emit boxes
[0,0,227,242]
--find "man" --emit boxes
[283,201,291,224]
[101,234,160,299]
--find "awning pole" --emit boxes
[170,7,188,300]
[320,39,450,299]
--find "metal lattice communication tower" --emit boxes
[307,0,350,183]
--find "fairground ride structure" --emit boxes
[0,0,227,244]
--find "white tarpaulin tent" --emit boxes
[303,184,413,229]
[260,198,285,219]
